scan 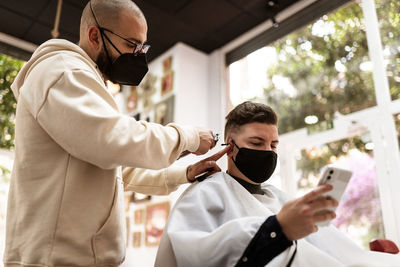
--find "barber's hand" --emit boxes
[186,144,232,182]
[276,184,338,241]
[193,128,216,155]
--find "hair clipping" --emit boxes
[213,133,219,143]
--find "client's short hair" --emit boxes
[224,101,278,140]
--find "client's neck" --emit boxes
[227,161,260,185]
[227,163,264,195]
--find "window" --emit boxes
[227,1,394,249]
[0,53,23,262]
[375,0,400,100]
[295,136,385,249]
[229,1,376,135]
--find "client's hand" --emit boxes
[276,184,338,241]
[186,144,232,182]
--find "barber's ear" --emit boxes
[88,26,102,51]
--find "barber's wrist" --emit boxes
[186,165,196,183]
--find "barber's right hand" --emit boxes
[193,128,216,155]
[276,184,338,241]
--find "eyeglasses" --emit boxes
[99,27,151,55]
[89,1,150,55]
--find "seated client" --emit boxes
[155,101,400,267]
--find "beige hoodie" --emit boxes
[4,39,199,267]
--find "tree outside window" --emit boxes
[229,0,400,249]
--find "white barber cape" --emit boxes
[155,172,400,267]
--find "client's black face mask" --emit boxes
[231,140,278,184]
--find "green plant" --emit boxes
[0,54,23,150]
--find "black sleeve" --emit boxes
[235,215,293,267]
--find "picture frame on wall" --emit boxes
[130,192,152,203]
[154,95,175,126]
[134,209,144,225]
[133,231,142,248]
[162,56,172,73]
[124,192,132,212]
[126,217,130,246]
[126,86,138,112]
[145,201,170,246]
[161,71,174,96]
[106,80,121,95]
[139,73,157,113]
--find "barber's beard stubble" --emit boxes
[96,47,112,80]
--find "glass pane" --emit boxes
[375,0,400,100]
[0,54,23,149]
[394,113,400,148]
[229,2,376,134]
[295,135,385,249]
[0,53,23,261]
[0,151,13,261]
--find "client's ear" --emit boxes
[226,138,234,156]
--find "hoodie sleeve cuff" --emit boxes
[166,165,190,185]
[168,123,200,153]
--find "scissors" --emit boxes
[178,133,219,159]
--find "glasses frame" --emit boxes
[89,1,150,56]
[99,27,150,55]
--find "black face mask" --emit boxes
[101,46,149,86]
[231,141,278,184]
[96,29,149,86]
[90,2,149,86]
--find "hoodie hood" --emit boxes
[11,39,101,99]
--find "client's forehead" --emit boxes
[237,122,278,139]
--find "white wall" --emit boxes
[119,2,326,265]
[120,42,226,267]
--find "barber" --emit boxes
[4,0,222,266]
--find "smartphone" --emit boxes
[315,166,353,227]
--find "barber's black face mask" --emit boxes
[231,141,278,183]
[105,51,148,86]
[98,32,149,86]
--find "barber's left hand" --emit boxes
[186,144,232,182]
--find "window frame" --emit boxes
[222,0,400,245]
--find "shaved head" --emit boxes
[78,0,148,72]
[79,0,146,44]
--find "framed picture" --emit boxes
[145,201,170,246]
[124,192,132,212]
[130,192,152,203]
[106,80,121,95]
[127,86,138,112]
[161,71,174,96]
[133,231,141,248]
[134,209,144,225]
[162,56,173,73]
[154,95,175,126]
[139,73,157,113]
[126,217,130,246]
